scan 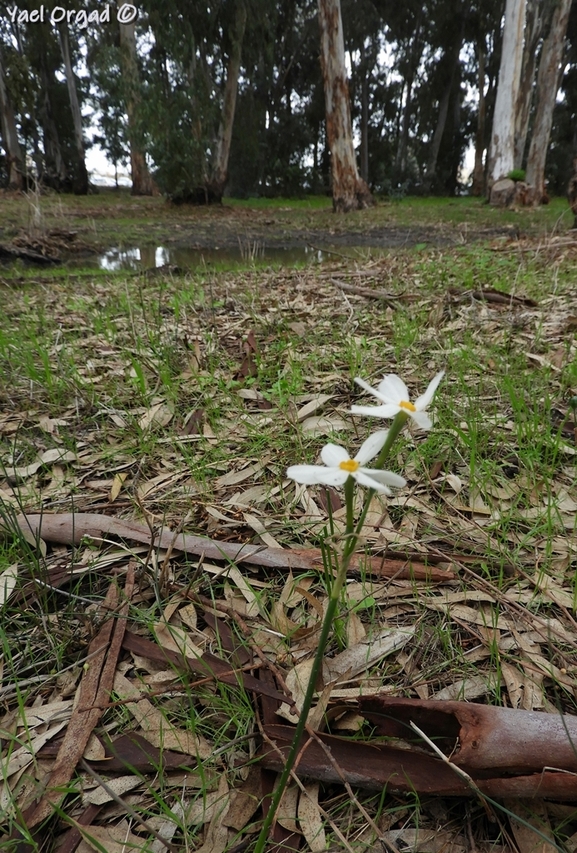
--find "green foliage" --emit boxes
[507,168,526,182]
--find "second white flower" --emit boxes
[287,430,406,494]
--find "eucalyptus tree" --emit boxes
[318,0,373,210]
[525,0,574,202]
[0,39,24,188]
[487,0,526,186]
[32,22,69,189]
[515,0,546,169]
[57,20,88,193]
[118,17,156,195]
[138,0,248,202]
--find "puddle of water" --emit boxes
[88,244,332,271]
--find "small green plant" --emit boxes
[507,168,526,182]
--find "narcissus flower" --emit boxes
[351,371,444,430]
[287,430,406,494]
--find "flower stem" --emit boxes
[254,477,356,853]
[255,414,407,852]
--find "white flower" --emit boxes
[351,371,444,430]
[287,430,406,494]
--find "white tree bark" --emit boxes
[488,0,526,186]
[0,45,24,189]
[318,0,373,212]
[525,0,572,202]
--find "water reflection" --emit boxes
[96,244,334,271]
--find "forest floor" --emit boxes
[0,187,574,259]
[1,191,577,852]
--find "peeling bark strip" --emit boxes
[360,697,577,775]
[12,512,454,582]
[318,0,373,212]
[19,567,134,832]
[260,698,577,799]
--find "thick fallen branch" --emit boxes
[11,512,454,582]
[359,696,577,775]
[260,696,577,800]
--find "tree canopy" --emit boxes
[0,0,575,203]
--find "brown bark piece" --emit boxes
[12,512,454,582]
[260,717,577,800]
[56,804,102,853]
[21,566,134,831]
[359,696,577,776]
[448,287,537,308]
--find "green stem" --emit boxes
[254,412,407,852]
[254,478,357,853]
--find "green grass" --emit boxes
[0,195,577,849]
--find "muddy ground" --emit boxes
[0,190,569,264]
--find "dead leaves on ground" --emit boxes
[1,247,577,850]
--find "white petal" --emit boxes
[314,469,349,487]
[321,443,349,467]
[355,430,389,464]
[362,468,406,488]
[410,410,432,430]
[377,374,409,403]
[351,403,400,419]
[286,465,328,485]
[354,377,389,403]
[354,470,392,493]
[414,371,444,410]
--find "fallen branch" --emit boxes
[447,287,537,307]
[331,277,411,308]
[258,694,577,800]
[10,512,454,582]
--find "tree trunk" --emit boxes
[37,28,68,190]
[514,0,544,169]
[568,157,577,228]
[359,42,369,184]
[207,0,247,202]
[425,21,464,191]
[471,39,486,196]
[119,18,156,196]
[318,0,373,212]
[58,24,88,195]
[394,17,423,181]
[0,45,24,190]
[525,0,572,203]
[487,0,526,188]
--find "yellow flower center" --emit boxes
[399,400,416,412]
[339,459,360,473]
